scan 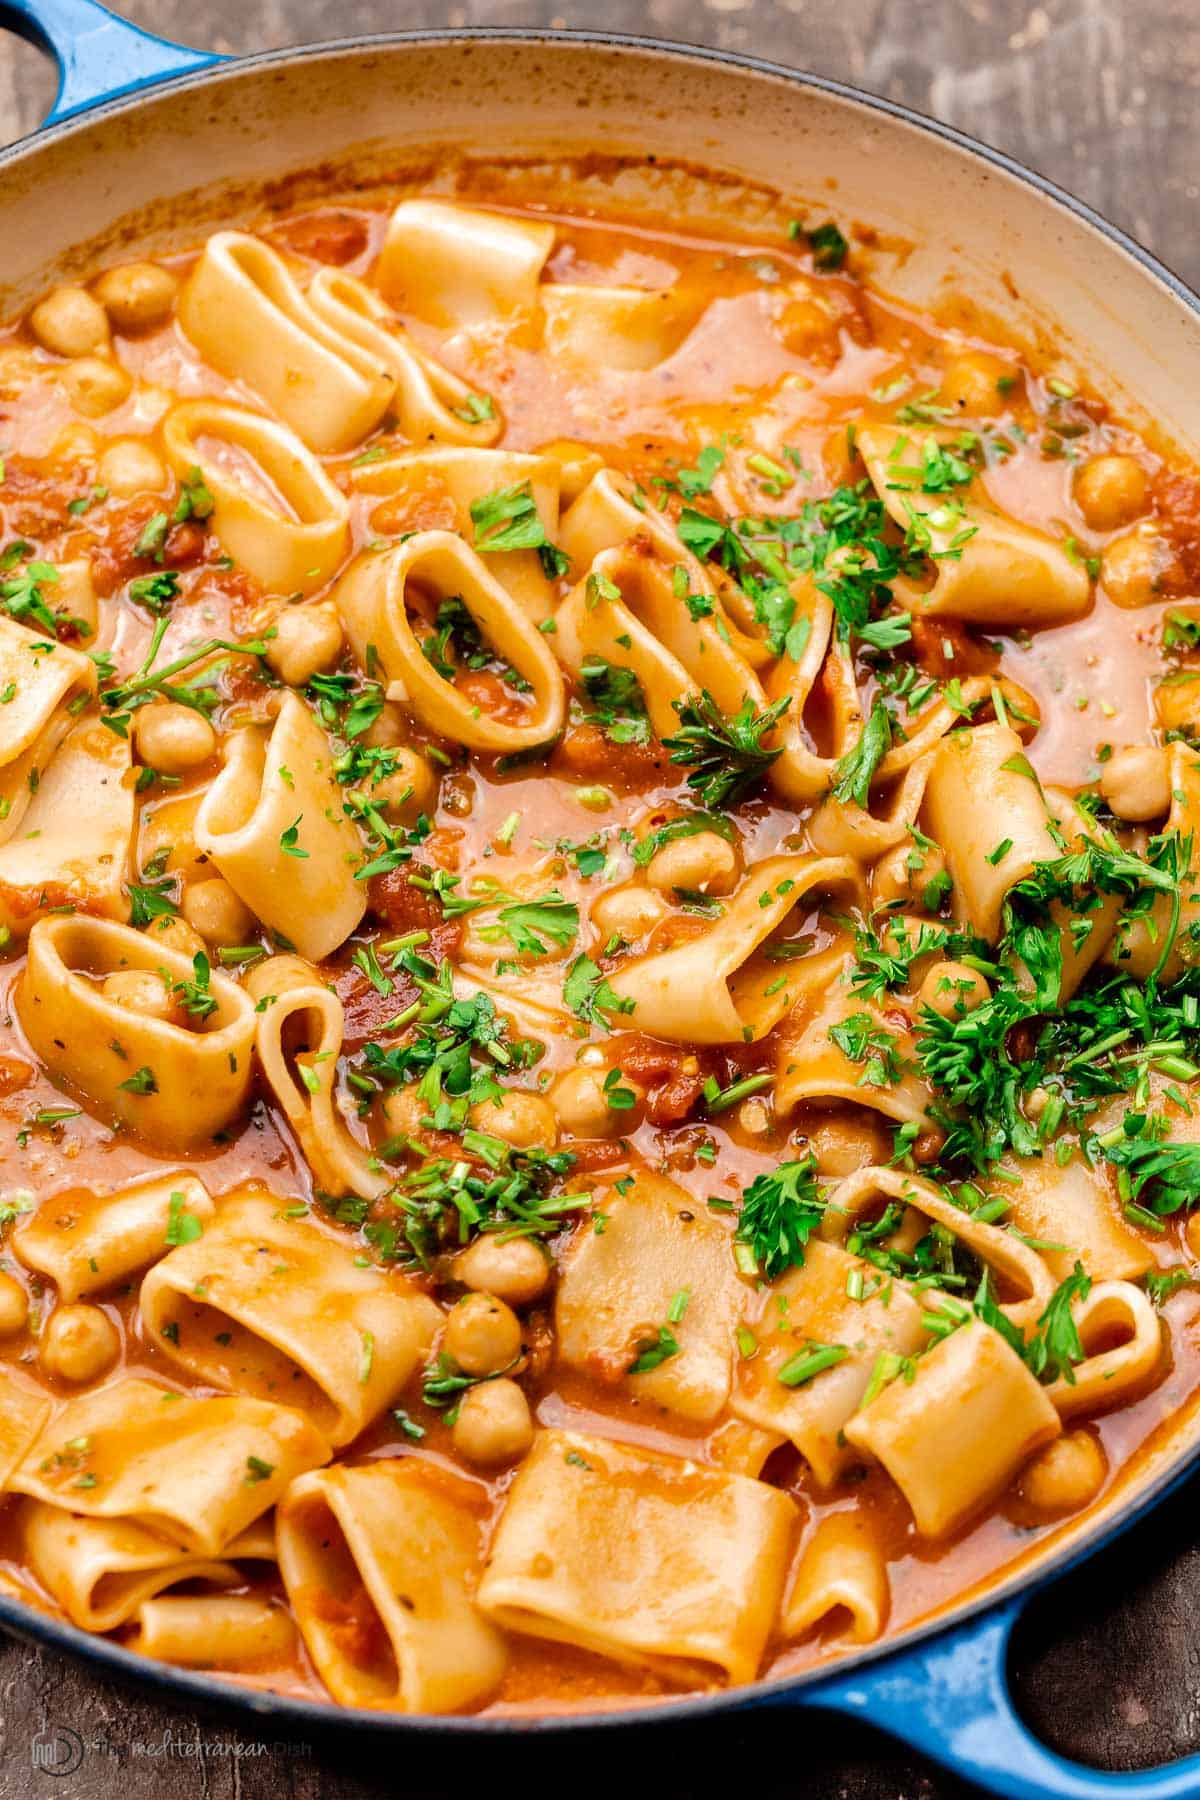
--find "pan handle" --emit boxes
[0,0,224,126]
[794,1594,1200,1799]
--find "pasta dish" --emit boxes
[0,182,1197,1713]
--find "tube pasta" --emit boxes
[824,1165,1056,1335]
[0,618,95,847]
[128,1590,290,1666]
[0,718,134,938]
[774,981,935,1131]
[130,1594,296,1668]
[278,1461,506,1713]
[607,853,863,1044]
[477,1430,796,1686]
[352,446,560,619]
[540,282,702,371]
[1103,741,1200,981]
[762,584,860,805]
[16,917,256,1147]
[246,955,385,1201]
[179,232,394,453]
[377,199,554,330]
[12,1172,214,1302]
[707,1420,785,1477]
[139,1187,440,1447]
[552,539,761,737]
[20,1504,274,1632]
[806,752,934,864]
[193,690,366,961]
[0,1371,52,1488]
[781,1513,890,1646]
[11,1378,329,1554]
[843,1320,1062,1537]
[333,531,565,753]
[857,425,1090,628]
[307,270,502,446]
[992,1152,1153,1283]
[808,680,1036,862]
[161,401,351,595]
[730,1239,930,1486]
[557,467,771,666]
[555,1170,745,1424]
[922,721,1063,941]
[1044,1282,1162,1420]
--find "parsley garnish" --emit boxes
[830,701,893,808]
[470,480,569,579]
[734,1156,825,1278]
[663,689,789,809]
[563,955,635,1029]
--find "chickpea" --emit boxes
[443,1292,522,1376]
[59,355,131,418]
[144,914,206,960]
[265,601,344,688]
[1074,453,1148,532]
[101,968,184,1026]
[1101,528,1167,609]
[51,421,99,464]
[0,1271,28,1336]
[244,954,316,1005]
[918,960,991,1019]
[939,351,1015,417]
[871,839,948,913]
[182,877,255,949]
[452,1378,533,1466]
[737,1096,773,1136]
[362,700,406,749]
[644,831,739,897]
[550,1065,641,1138]
[133,702,216,774]
[30,284,109,357]
[380,1085,427,1140]
[807,1111,892,1178]
[455,1235,550,1308]
[589,883,669,943]
[1098,744,1170,822]
[468,1091,558,1151]
[371,746,438,823]
[39,1304,120,1383]
[1020,1430,1106,1513]
[92,261,179,333]
[98,437,166,497]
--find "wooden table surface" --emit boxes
[2,2,1199,1794]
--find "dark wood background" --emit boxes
[2,2,1199,1794]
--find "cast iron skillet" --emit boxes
[0,5,1199,1793]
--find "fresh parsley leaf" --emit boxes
[735,1156,825,1278]
[580,658,651,746]
[663,689,789,809]
[563,954,635,1029]
[830,701,893,809]
[469,481,569,579]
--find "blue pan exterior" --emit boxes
[1,6,1199,1792]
